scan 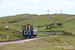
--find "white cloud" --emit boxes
[63,2,75,8]
[27,0,44,3]
[27,0,39,3]
[44,8,49,11]
[16,0,23,2]
[0,9,4,11]
[44,8,54,11]
[63,2,73,6]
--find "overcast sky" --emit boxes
[0,0,75,17]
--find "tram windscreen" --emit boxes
[27,27,29,30]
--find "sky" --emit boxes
[0,0,75,17]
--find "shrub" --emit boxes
[62,32,73,36]
[57,23,63,27]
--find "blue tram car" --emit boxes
[22,24,37,38]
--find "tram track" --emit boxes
[0,35,59,45]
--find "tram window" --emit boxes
[27,27,29,30]
[30,28,31,30]
[30,28,33,30]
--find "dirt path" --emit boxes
[60,39,71,46]
[5,22,21,31]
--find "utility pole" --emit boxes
[47,10,49,22]
[60,10,62,17]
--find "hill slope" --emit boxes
[0,20,22,41]
[0,13,75,33]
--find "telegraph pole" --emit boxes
[60,10,62,17]
[47,10,49,22]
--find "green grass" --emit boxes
[32,35,75,46]
[0,20,22,41]
[32,36,68,46]
[0,35,75,50]
[0,43,64,50]
[58,35,75,46]
[37,33,49,37]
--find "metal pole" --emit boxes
[47,10,49,22]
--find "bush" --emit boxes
[72,34,75,37]
[57,23,63,27]
[62,32,73,36]
[37,25,44,28]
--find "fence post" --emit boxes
[48,33,49,36]
[9,35,10,41]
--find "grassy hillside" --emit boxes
[0,14,37,23]
[0,20,22,41]
[0,14,75,32]
[4,14,75,33]
[0,13,75,40]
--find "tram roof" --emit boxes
[22,24,33,27]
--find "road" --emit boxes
[0,35,59,45]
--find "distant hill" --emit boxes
[0,14,38,23]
